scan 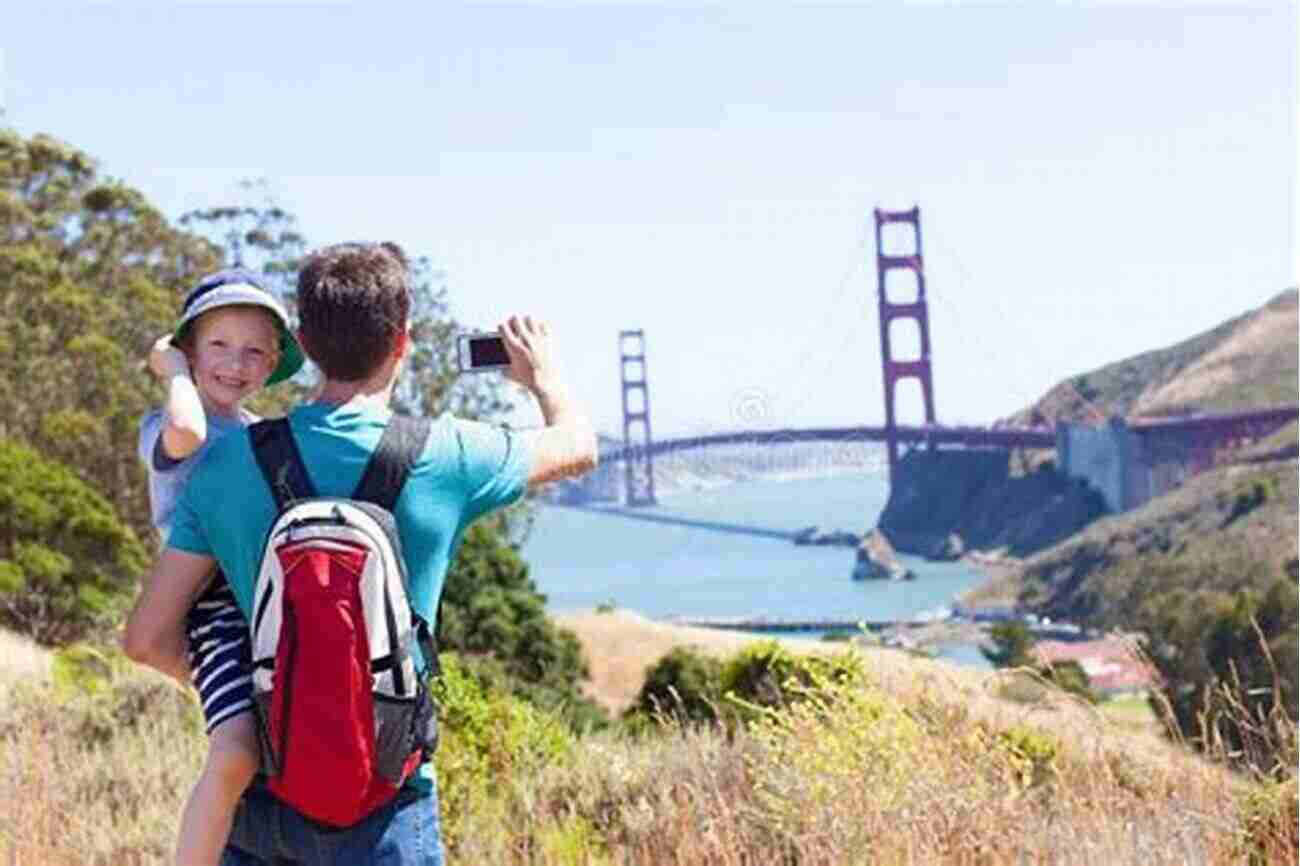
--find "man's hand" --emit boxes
[148,334,189,381]
[498,315,560,394]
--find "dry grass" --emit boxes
[0,666,205,865]
[0,628,53,687]
[1136,291,1298,415]
[2,619,1294,866]
[554,609,831,714]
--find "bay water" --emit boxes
[523,472,993,668]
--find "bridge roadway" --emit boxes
[603,424,1055,463]
[600,406,1298,464]
[670,616,1088,642]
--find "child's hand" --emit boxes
[148,334,189,380]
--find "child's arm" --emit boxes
[149,335,206,460]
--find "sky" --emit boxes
[4,2,1295,438]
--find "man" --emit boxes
[125,241,597,865]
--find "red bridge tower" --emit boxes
[619,329,657,506]
[874,206,937,483]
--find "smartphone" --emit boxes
[456,331,511,373]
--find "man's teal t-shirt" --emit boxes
[167,401,531,790]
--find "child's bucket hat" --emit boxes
[173,269,305,386]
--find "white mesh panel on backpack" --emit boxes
[251,500,419,700]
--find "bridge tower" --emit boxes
[874,206,937,484]
[619,329,657,506]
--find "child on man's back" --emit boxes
[137,269,303,866]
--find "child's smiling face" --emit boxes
[185,306,281,416]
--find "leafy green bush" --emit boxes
[440,521,607,731]
[721,641,865,724]
[1142,577,1297,771]
[980,620,1035,668]
[0,440,147,645]
[1223,479,1277,527]
[1237,778,1299,865]
[432,653,575,854]
[993,725,1061,789]
[1041,659,1099,704]
[454,651,609,734]
[626,646,725,724]
[628,642,868,730]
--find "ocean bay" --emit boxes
[524,472,992,665]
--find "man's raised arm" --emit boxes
[498,315,598,487]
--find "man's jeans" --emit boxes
[220,777,445,865]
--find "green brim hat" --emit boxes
[173,269,305,386]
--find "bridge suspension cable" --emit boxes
[750,219,876,427]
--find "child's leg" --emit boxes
[178,571,256,866]
[174,711,259,866]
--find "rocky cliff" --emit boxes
[875,449,1107,559]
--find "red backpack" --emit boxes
[248,415,438,827]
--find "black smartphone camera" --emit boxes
[456,332,511,373]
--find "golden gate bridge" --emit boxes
[590,207,1296,508]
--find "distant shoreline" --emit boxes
[650,464,879,500]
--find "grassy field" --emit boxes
[2,614,1295,865]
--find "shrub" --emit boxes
[1041,659,1099,704]
[1143,579,1298,770]
[432,652,576,855]
[980,620,1035,668]
[1237,778,1299,865]
[993,725,1061,790]
[440,522,607,731]
[1223,478,1276,527]
[626,646,724,725]
[720,641,865,724]
[453,651,609,734]
[0,440,148,645]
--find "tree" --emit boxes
[1141,578,1298,770]
[629,647,725,724]
[438,522,605,730]
[0,439,148,644]
[981,621,1036,668]
[0,129,222,541]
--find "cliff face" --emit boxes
[876,449,1107,559]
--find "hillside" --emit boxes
[8,618,1286,866]
[891,288,1299,622]
[962,457,1299,624]
[1003,287,1298,426]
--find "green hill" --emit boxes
[964,457,1299,625]
[968,288,1298,617]
[1003,288,1298,426]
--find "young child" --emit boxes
[137,269,304,866]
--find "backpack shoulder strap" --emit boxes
[351,414,433,511]
[250,418,318,511]
[353,414,438,679]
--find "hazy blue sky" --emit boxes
[4,3,1295,437]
